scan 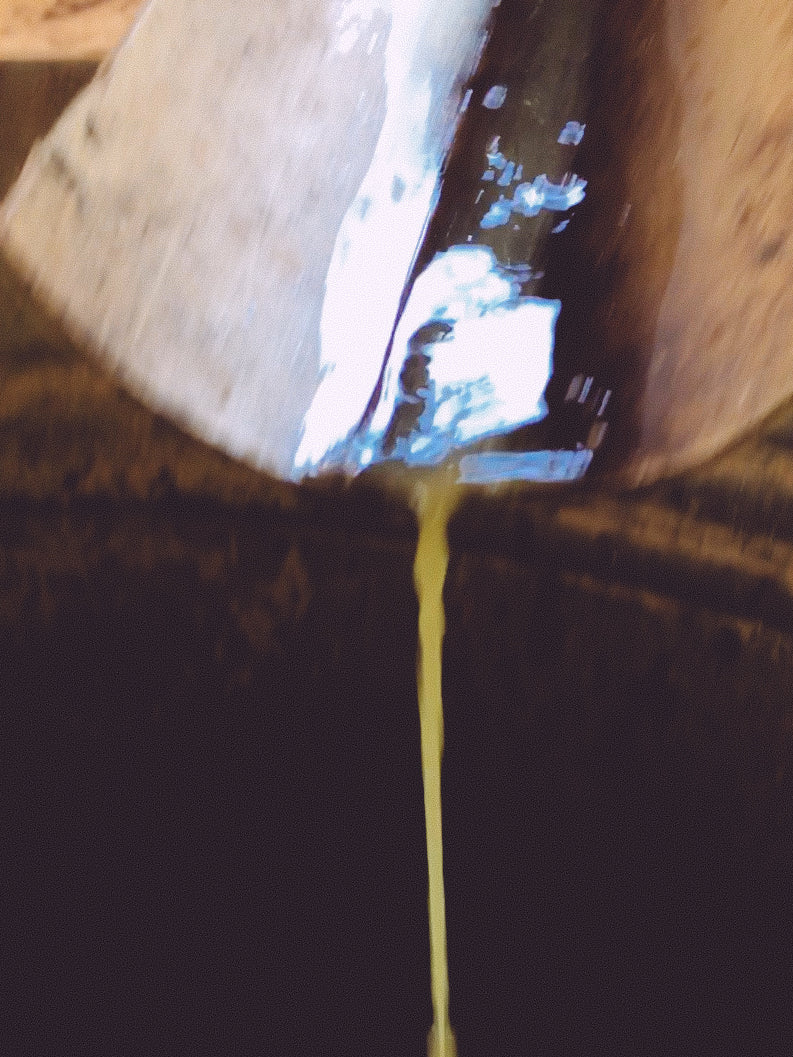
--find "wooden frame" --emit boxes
[0,0,142,61]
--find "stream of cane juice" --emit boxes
[413,477,462,1057]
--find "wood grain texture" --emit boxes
[566,0,793,485]
[0,0,142,59]
[632,0,793,482]
[0,60,95,198]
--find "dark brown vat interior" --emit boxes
[5,399,793,1057]
[3,36,793,1057]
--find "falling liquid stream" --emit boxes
[413,474,462,1057]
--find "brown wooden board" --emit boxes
[0,0,141,60]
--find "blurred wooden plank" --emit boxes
[0,0,497,481]
[0,61,95,196]
[549,0,793,486]
[0,0,142,60]
[0,61,97,368]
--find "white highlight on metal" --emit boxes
[486,137,508,169]
[295,0,497,473]
[334,0,380,53]
[558,120,586,146]
[479,197,512,229]
[365,245,560,463]
[482,84,508,109]
[497,160,516,186]
[481,173,587,228]
[458,448,593,483]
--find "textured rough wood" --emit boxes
[0,0,141,60]
[0,60,95,198]
[555,0,793,485]
[633,0,793,481]
[0,0,496,480]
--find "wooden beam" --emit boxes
[0,0,142,61]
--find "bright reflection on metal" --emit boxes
[481,173,587,228]
[458,448,593,483]
[558,120,586,145]
[294,0,498,476]
[364,244,560,464]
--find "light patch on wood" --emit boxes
[0,0,143,60]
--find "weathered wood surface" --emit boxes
[557,0,793,484]
[0,0,141,60]
[0,0,497,480]
[0,60,95,199]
